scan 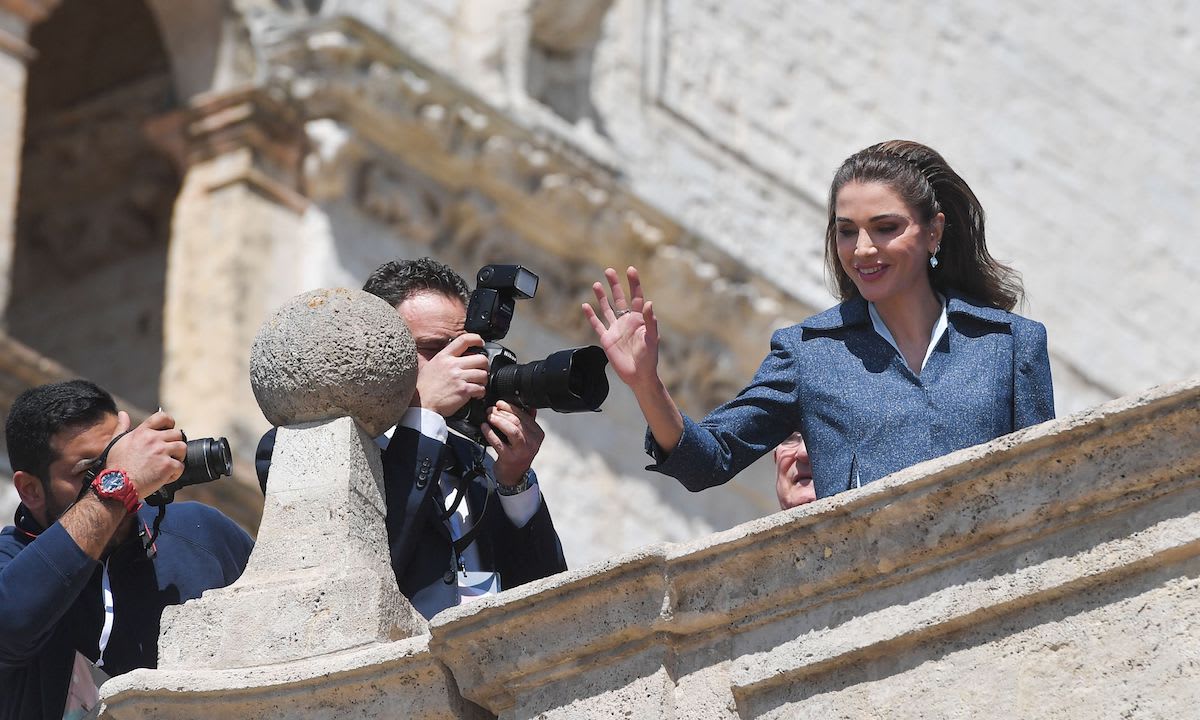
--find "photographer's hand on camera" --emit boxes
[483,401,545,488]
[105,410,187,500]
[57,410,186,560]
[412,332,490,416]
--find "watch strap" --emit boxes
[496,469,535,496]
[91,469,141,515]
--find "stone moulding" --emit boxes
[145,85,309,214]
[259,15,815,415]
[427,375,1200,716]
[98,635,485,720]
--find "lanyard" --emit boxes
[96,560,115,668]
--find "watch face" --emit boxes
[99,471,126,492]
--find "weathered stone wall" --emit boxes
[328,0,1200,416]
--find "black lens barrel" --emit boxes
[490,346,608,412]
[178,437,233,487]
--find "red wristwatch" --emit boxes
[90,469,141,515]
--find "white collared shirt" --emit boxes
[867,294,949,376]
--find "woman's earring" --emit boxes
[929,247,940,269]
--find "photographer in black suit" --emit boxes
[257,258,566,619]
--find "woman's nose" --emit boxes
[855,230,876,255]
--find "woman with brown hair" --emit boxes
[584,140,1054,499]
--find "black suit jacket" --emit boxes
[256,425,567,620]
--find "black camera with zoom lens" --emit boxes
[145,434,234,506]
[84,431,234,507]
[448,265,610,444]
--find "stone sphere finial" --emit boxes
[250,288,417,437]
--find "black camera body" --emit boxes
[449,264,609,443]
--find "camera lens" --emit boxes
[490,346,609,412]
[180,437,233,485]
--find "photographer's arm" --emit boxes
[482,406,567,581]
[583,266,685,454]
[57,411,185,560]
[482,401,545,528]
[0,412,184,664]
[482,401,543,490]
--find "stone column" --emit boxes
[155,85,309,454]
[99,288,486,719]
[0,0,56,322]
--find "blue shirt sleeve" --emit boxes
[0,524,98,666]
[645,327,802,492]
[1012,318,1055,429]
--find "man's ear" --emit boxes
[12,470,45,512]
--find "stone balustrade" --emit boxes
[99,375,1200,718]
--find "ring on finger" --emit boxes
[613,308,631,318]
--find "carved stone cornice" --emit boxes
[100,634,485,720]
[261,16,818,415]
[428,377,1200,715]
[146,85,309,213]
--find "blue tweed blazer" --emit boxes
[647,292,1054,499]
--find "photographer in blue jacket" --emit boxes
[0,380,252,720]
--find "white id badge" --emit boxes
[457,570,501,603]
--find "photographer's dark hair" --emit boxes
[363,257,470,307]
[823,139,1023,311]
[6,379,117,484]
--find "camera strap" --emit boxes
[84,430,131,484]
[438,443,493,557]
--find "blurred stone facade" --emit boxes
[1,0,1198,569]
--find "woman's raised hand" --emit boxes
[582,266,660,390]
[583,265,684,451]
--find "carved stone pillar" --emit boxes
[156,85,308,452]
[99,288,486,719]
[0,0,56,322]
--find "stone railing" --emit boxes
[99,374,1200,718]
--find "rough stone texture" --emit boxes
[158,86,314,461]
[101,377,1200,717]
[153,416,426,671]
[428,377,1200,719]
[0,47,26,322]
[250,287,416,437]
